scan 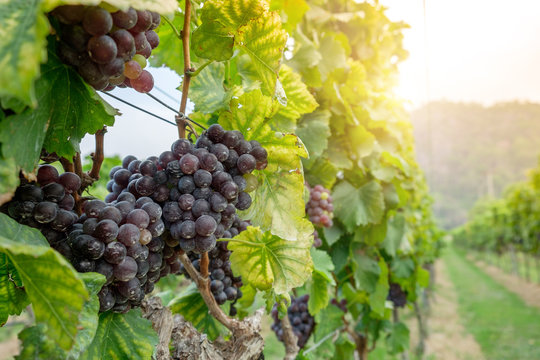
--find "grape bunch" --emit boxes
[271,295,315,348]
[51,4,160,92]
[105,124,267,256]
[387,283,407,308]
[1,165,81,250]
[183,216,249,307]
[305,184,334,247]
[63,196,180,313]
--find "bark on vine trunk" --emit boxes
[142,297,265,360]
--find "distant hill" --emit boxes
[410,101,540,229]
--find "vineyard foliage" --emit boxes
[454,157,540,259]
[0,0,441,358]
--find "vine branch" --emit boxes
[177,0,193,139]
[88,127,106,181]
[281,313,300,360]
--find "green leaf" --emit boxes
[317,34,348,80]
[310,248,334,283]
[369,258,389,317]
[189,62,236,114]
[386,322,409,354]
[382,213,406,257]
[308,271,330,316]
[0,253,28,326]
[0,214,88,350]
[238,12,287,95]
[150,12,184,74]
[42,0,178,13]
[274,65,318,127]
[333,180,385,232]
[16,324,66,360]
[353,255,380,293]
[348,125,376,159]
[308,305,344,358]
[219,90,311,241]
[67,273,106,359]
[0,157,19,206]
[391,258,414,279]
[228,226,313,294]
[0,45,116,168]
[416,266,430,288]
[168,284,226,340]
[322,225,342,247]
[80,309,158,360]
[303,157,339,190]
[0,0,49,106]
[191,0,267,61]
[270,0,309,32]
[296,110,330,158]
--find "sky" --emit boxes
[81,0,540,159]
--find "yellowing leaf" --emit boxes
[228,226,313,294]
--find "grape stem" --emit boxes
[281,313,300,360]
[178,252,235,330]
[177,0,193,139]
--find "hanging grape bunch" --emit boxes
[330,298,348,312]
[305,184,334,247]
[271,295,315,348]
[387,283,407,308]
[66,196,180,313]
[105,124,267,256]
[183,217,250,307]
[0,165,80,250]
[51,4,160,92]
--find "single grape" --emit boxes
[87,35,118,64]
[42,183,65,202]
[37,164,59,185]
[83,7,113,36]
[104,241,127,264]
[135,176,156,196]
[131,10,153,32]
[123,60,142,79]
[179,154,199,174]
[131,70,154,93]
[141,202,162,223]
[98,206,123,224]
[126,209,150,230]
[113,256,138,281]
[237,154,257,174]
[195,215,217,237]
[96,260,114,285]
[33,201,58,223]
[132,53,147,68]
[235,192,252,210]
[206,124,225,142]
[192,199,210,218]
[53,5,85,24]
[93,219,119,243]
[116,277,141,300]
[112,8,138,29]
[194,235,216,254]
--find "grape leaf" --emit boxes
[310,248,334,283]
[150,11,184,74]
[308,271,330,316]
[237,12,287,95]
[0,0,49,106]
[348,124,376,159]
[0,157,18,206]
[228,226,313,294]
[382,213,405,257]
[16,324,66,360]
[303,157,338,190]
[317,34,348,81]
[353,255,380,293]
[296,110,330,158]
[391,258,415,279]
[307,305,344,358]
[188,62,238,114]
[0,214,88,350]
[270,0,309,32]
[80,309,157,360]
[274,65,318,129]
[191,0,266,61]
[42,0,178,13]
[219,90,311,241]
[168,284,226,340]
[386,322,409,354]
[0,253,28,326]
[369,258,389,317]
[333,180,385,232]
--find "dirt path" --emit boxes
[420,260,485,360]
[474,260,540,310]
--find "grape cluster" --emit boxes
[330,298,348,312]
[305,184,334,247]
[1,165,81,250]
[51,5,160,92]
[65,196,179,313]
[387,283,407,308]
[183,217,249,307]
[105,124,267,256]
[271,295,315,348]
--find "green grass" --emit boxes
[444,248,540,360]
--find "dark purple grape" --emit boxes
[42,183,65,202]
[62,24,90,52]
[104,241,127,264]
[117,223,140,246]
[233,175,247,192]
[220,181,239,200]
[179,238,195,252]
[209,193,227,212]
[147,237,164,253]
[178,193,195,211]
[193,170,212,188]
[50,209,76,231]
[99,206,123,224]
[177,176,196,194]
[135,176,156,196]
[210,143,229,162]
[131,10,152,32]
[162,202,182,223]
[141,202,162,223]
[179,154,199,174]
[225,287,237,301]
[135,197,153,209]
[158,151,176,168]
[178,220,196,239]
[113,256,138,281]
[212,171,232,189]
[139,159,157,176]
[112,8,138,29]
[117,192,136,204]
[83,7,113,36]
[127,159,142,173]
[215,292,227,305]
[145,30,159,49]
[16,184,43,202]
[200,153,218,172]
[193,187,212,200]
[223,149,239,169]
[147,252,163,272]
[171,139,193,156]
[194,235,216,253]
[147,219,165,237]
[195,215,217,236]
[96,261,114,285]
[98,287,115,311]
[114,168,131,187]
[53,5,85,24]
[33,201,58,223]
[235,192,252,210]
[136,258,150,277]
[149,11,161,29]
[222,131,240,148]
[206,124,225,142]
[152,184,169,202]
[94,219,119,243]
[192,199,210,218]
[250,146,268,162]
[116,277,141,300]
[82,218,98,235]
[235,140,252,155]
[126,209,150,230]
[195,135,213,150]
[74,258,95,273]
[237,154,257,174]
[122,155,137,169]
[37,165,59,185]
